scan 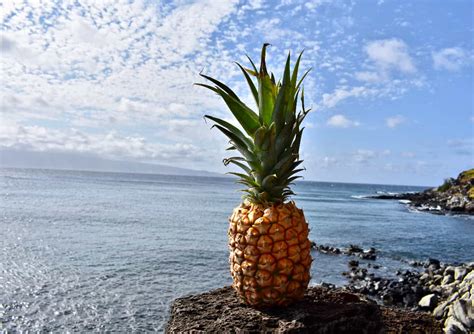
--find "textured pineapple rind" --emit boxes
[228,201,312,307]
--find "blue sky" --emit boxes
[0,0,472,186]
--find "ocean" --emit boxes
[1,168,473,332]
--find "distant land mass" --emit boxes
[0,149,221,177]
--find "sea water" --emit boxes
[1,168,473,331]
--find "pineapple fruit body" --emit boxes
[229,201,312,307]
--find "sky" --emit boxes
[0,0,473,186]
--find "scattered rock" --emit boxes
[359,252,377,260]
[348,260,359,268]
[310,240,473,332]
[348,244,363,253]
[311,243,342,255]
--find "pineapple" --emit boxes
[197,44,312,307]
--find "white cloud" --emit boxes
[365,39,416,73]
[322,86,377,108]
[354,71,384,83]
[432,47,470,71]
[353,149,377,163]
[327,114,360,128]
[386,115,405,128]
[0,0,240,127]
[320,156,339,168]
[0,122,204,163]
[255,18,304,42]
[351,149,392,164]
[305,0,326,11]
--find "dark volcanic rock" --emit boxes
[166,286,442,333]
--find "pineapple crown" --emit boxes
[197,44,311,205]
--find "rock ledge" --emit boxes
[166,286,442,333]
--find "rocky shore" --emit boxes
[166,242,472,333]
[166,237,472,333]
[166,286,442,333]
[369,169,474,215]
[311,243,474,333]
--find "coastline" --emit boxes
[367,169,474,216]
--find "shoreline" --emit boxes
[367,169,474,216]
[311,242,473,332]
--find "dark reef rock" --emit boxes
[166,286,442,333]
[369,169,474,215]
[312,243,377,260]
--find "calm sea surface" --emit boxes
[1,168,473,331]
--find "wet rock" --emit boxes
[311,243,343,255]
[348,260,359,268]
[359,252,377,260]
[428,258,441,270]
[418,294,438,310]
[348,244,363,253]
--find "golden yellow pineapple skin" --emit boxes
[228,201,312,307]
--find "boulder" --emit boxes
[428,258,441,269]
[442,274,454,285]
[418,294,438,310]
[166,286,442,333]
[452,299,473,329]
[444,315,466,334]
[433,300,449,319]
[444,266,455,275]
[454,267,467,281]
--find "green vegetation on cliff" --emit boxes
[436,168,474,206]
[437,169,473,193]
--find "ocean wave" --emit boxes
[375,191,400,195]
[350,195,371,199]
